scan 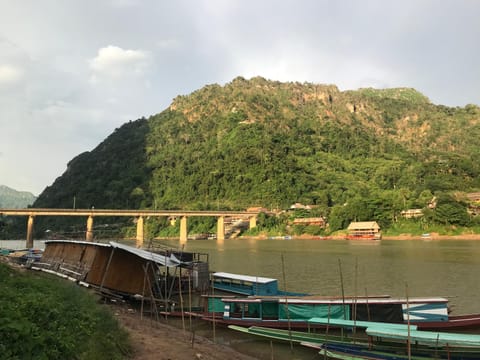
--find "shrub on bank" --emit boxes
[0,262,132,359]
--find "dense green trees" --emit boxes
[19,77,480,238]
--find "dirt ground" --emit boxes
[112,305,257,360]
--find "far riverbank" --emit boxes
[383,233,480,240]
[241,232,480,241]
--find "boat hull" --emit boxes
[203,313,480,332]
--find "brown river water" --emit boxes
[157,238,480,314]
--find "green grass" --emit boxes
[0,262,132,360]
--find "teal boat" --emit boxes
[228,320,480,359]
[212,272,307,296]
[204,295,480,331]
[228,324,361,346]
[318,343,432,360]
[366,327,480,348]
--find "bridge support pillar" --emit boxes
[86,215,94,241]
[180,216,187,243]
[249,216,257,229]
[217,216,225,242]
[136,216,144,248]
[26,215,34,248]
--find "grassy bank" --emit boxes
[0,261,132,360]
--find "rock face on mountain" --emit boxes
[31,77,479,234]
[0,185,36,209]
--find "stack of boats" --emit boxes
[208,272,480,359]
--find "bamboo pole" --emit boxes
[144,262,160,323]
[365,287,371,321]
[178,270,185,334]
[406,282,411,360]
[338,259,346,319]
[281,253,293,353]
[211,274,216,343]
[188,271,193,334]
[99,247,115,302]
[164,264,168,320]
[324,303,331,360]
[338,259,346,340]
[353,257,358,337]
[141,263,148,320]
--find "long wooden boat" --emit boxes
[203,295,480,331]
[229,322,480,359]
[366,327,480,348]
[318,343,430,360]
[229,326,431,359]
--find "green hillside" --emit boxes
[22,77,480,237]
[0,185,36,208]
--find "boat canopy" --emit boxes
[213,272,277,284]
[109,241,188,267]
[45,239,111,247]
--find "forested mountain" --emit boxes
[0,185,36,208]
[30,77,480,236]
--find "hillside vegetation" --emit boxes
[0,185,36,208]
[0,261,131,359]
[14,77,480,237]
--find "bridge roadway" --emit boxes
[0,208,260,248]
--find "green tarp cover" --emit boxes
[208,298,227,312]
[261,302,278,318]
[279,304,349,320]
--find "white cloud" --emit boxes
[156,39,180,49]
[109,0,140,7]
[89,45,150,82]
[0,64,23,87]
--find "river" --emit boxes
[155,238,480,315]
[3,237,479,313]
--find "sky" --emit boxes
[0,0,479,196]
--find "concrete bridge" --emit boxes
[0,208,259,248]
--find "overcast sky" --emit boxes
[1,0,479,195]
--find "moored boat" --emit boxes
[229,321,480,360]
[212,271,307,296]
[203,295,480,331]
